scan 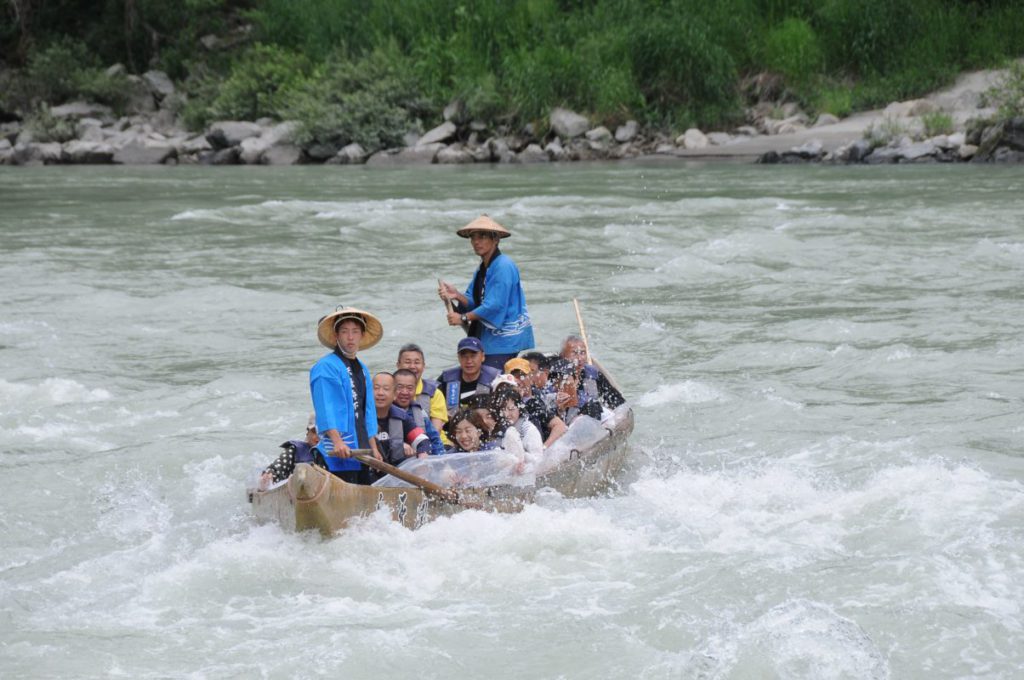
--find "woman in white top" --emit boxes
[492,384,544,466]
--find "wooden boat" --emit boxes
[249,403,634,536]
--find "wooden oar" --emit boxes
[355,454,461,505]
[572,297,626,396]
[439,278,470,334]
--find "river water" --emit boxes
[1,162,1022,679]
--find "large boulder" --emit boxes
[305,143,339,162]
[326,143,367,165]
[206,121,263,149]
[208,147,240,165]
[62,140,114,163]
[50,101,114,121]
[180,135,213,154]
[1004,116,1024,151]
[436,144,475,164]
[487,137,515,163]
[550,108,589,139]
[366,143,442,166]
[707,132,731,146]
[113,140,176,164]
[419,121,457,146]
[76,118,106,143]
[544,139,566,161]
[615,120,639,143]
[814,113,840,127]
[848,139,873,163]
[119,75,156,114]
[12,142,62,165]
[585,126,612,143]
[516,143,549,163]
[789,139,824,159]
[864,146,902,164]
[239,136,270,164]
[262,144,301,165]
[142,70,176,101]
[677,128,708,149]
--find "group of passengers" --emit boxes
[257,214,623,490]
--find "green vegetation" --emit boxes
[983,61,1024,121]
[921,110,955,138]
[863,116,908,149]
[2,0,1023,142]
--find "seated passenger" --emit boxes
[447,409,485,453]
[548,358,602,425]
[560,334,626,410]
[436,337,501,418]
[373,372,431,467]
[504,357,568,447]
[492,382,544,463]
[396,343,449,441]
[520,351,555,398]
[393,368,446,455]
[258,413,319,490]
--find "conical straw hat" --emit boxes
[316,306,383,351]
[456,215,512,239]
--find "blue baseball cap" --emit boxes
[457,337,484,354]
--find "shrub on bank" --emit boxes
[283,45,432,152]
[7,39,134,113]
[207,44,311,122]
[762,18,823,87]
[983,61,1024,121]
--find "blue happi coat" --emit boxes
[309,352,377,472]
[462,252,534,355]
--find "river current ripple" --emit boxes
[1,163,1023,679]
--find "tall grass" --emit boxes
[5,0,1024,131]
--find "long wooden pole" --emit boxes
[355,454,461,505]
[571,298,626,396]
[572,297,592,364]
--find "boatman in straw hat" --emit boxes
[438,215,535,371]
[309,306,383,485]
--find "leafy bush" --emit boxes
[813,84,853,118]
[983,61,1024,122]
[15,38,133,112]
[24,105,77,142]
[763,18,823,86]
[208,44,311,121]
[921,109,954,137]
[283,45,431,152]
[624,14,741,126]
[863,115,907,148]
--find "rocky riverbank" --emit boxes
[2,66,1022,167]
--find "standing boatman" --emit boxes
[438,215,535,370]
[309,306,383,485]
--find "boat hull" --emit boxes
[249,406,634,536]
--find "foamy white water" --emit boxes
[2,163,1023,679]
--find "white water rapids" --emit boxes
[1,163,1022,678]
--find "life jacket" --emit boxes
[414,377,439,414]
[405,401,446,455]
[580,364,599,402]
[439,364,501,416]
[283,439,315,465]
[374,405,411,465]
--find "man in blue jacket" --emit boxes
[438,215,534,370]
[309,306,383,485]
